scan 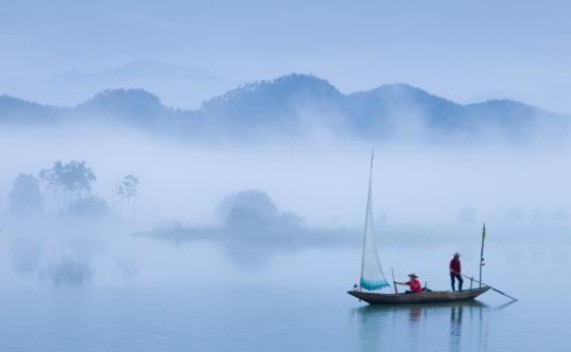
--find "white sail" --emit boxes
[359,152,390,291]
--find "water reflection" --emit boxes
[449,305,462,351]
[353,301,488,352]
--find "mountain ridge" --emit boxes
[1,74,562,115]
[1,73,568,141]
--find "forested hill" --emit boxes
[1,74,568,142]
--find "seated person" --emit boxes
[395,273,422,293]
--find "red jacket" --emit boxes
[450,258,461,275]
[406,279,422,293]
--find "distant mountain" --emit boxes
[0,94,63,124]
[346,83,464,138]
[57,59,224,84]
[198,74,346,135]
[196,75,568,140]
[1,74,568,142]
[78,89,170,126]
[51,59,236,109]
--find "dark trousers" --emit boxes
[451,273,463,291]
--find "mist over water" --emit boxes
[0,120,569,286]
[3,1,571,349]
[0,117,570,351]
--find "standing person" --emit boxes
[450,252,463,291]
[395,273,422,293]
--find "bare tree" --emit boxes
[117,174,139,218]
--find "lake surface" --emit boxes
[0,281,569,352]
[0,223,569,351]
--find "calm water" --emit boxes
[0,283,569,352]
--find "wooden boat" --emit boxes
[348,152,490,305]
[348,287,489,305]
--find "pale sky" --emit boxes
[1,0,570,112]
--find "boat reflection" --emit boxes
[352,301,488,352]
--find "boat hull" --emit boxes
[348,287,490,305]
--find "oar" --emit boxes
[391,267,398,294]
[462,274,518,301]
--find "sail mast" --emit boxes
[359,151,375,290]
[358,150,389,291]
[479,223,486,288]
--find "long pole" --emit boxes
[391,267,398,294]
[461,274,517,301]
[479,223,486,288]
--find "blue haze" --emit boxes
[1,1,571,351]
[1,1,571,111]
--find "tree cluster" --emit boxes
[6,160,139,219]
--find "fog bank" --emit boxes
[0,123,569,286]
